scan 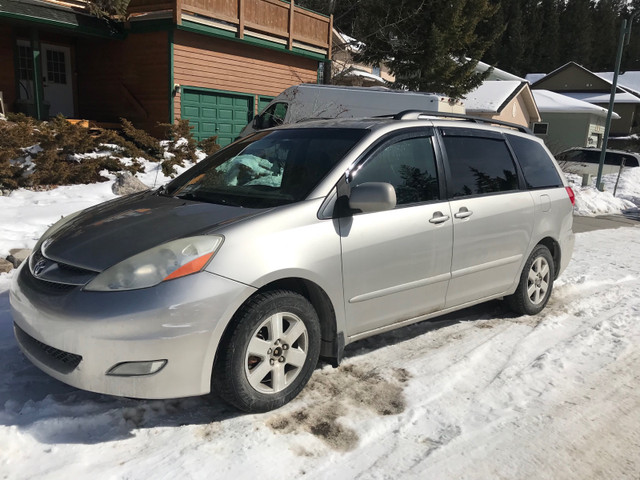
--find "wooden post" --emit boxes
[30,28,44,120]
[288,0,294,50]
[323,14,333,84]
[328,13,333,59]
[238,0,245,39]
[174,0,182,25]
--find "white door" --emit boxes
[41,44,74,118]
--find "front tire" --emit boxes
[212,290,321,412]
[506,245,555,316]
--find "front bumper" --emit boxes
[10,263,254,399]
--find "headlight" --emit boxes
[84,236,223,291]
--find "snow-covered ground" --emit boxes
[1,161,640,478]
[565,167,640,216]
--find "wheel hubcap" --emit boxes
[244,312,309,394]
[527,256,550,305]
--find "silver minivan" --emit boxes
[10,112,575,412]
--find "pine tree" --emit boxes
[86,0,130,20]
[559,0,593,67]
[352,0,503,98]
[498,0,526,75]
[532,0,561,74]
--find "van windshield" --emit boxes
[164,128,367,208]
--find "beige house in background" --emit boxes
[531,89,619,154]
[462,80,540,129]
[331,29,394,87]
[529,62,640,136]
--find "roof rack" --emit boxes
[387,110,532,134]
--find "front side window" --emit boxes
[351,136,439,205]
[166,128,367,208]
[443,135,518,198]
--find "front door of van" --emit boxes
[339,132,453,337]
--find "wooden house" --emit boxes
[462,80,540,129]
[0,0,332,145]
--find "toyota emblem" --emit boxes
[33,260,47,277]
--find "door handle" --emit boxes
[454,207,473,219]
[429,211,450,224]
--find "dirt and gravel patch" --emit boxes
[268,363,411,451]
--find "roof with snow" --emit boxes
[525,73,546,84]
[532,90,620,119]
[463,81,525,113]
[562,91,640,104]
[474,61,525,82]
[597,71,640,97]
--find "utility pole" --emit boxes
[596,12,638,191]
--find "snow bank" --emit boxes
[565,169,640,216]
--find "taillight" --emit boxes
[565,186,575,206]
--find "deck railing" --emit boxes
[127,0,332,52]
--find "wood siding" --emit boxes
[128,0,331,52]
[0,26,16,114]
[75,31,169,136]
[534,66,611,92]
[173,29,317,119]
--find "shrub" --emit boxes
[0,116,219,190]
[199,135,222,156]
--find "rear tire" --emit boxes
[506,245,555,316]
[212,290,321,412]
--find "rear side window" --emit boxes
[507,135,563,189]
[442,135,518,198]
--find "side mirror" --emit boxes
[253,115,263,130]
[349,182,396,213]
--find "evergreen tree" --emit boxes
[533,0,561,74]
[86,0,130,20]
[352,0,503,98]
[590,0,624,71]
[498,0,526,75]
[559,0,593,67]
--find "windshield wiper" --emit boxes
[175,191,242,207]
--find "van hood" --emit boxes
[41,191,266,271]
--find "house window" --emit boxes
[46,49,67,84]
[371,65,381,76]
[533,122,548,135]
[17,45,34,81]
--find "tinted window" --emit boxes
[261,102,288,128]
[556,149,639,167]
[443,135,518,197]
[507,135,562,189]
[166,128,367,208]
[352,136,439,205]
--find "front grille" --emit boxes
[14,324,82,374]
[20,264,77,294]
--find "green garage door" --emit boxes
[258,95,274,115]
[181,88,253,147]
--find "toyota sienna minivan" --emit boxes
[10,111,575,412]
